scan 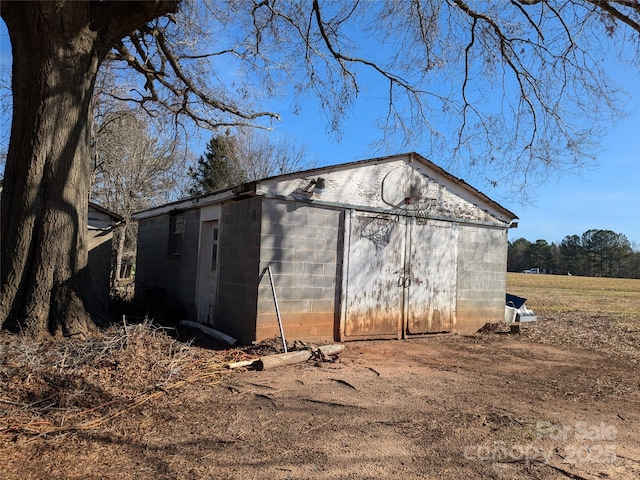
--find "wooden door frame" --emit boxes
[195,204,221,325]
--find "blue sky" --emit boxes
[264,75,640,247]
[1,18,639,248]
[182,39,640,248]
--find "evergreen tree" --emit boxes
[559,235,585,275]
[187,134,246,196]
[507,238,532,272]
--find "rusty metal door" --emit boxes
[405,221,458,334]
[343,212,405,338]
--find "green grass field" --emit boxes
[507,273,640,323]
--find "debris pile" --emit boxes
[0,319,241,438]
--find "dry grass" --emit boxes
[507,273,640,323]
[508,273,640,363]
[0,319,253,438]
[1,276,638,438]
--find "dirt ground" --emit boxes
[1,308,639,480]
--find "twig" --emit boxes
[0,398,26,406]
[58,346,68,371]
[304,399,365,409]
[254,393,276,406]
[616,453,640,464]
[329,378,358,391]
[496,459,590,480]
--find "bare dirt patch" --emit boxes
[1,275,639,479]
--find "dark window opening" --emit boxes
[169,213,185,256]
[211,227,219,271]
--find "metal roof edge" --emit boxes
[88,201,125,223]
[132,189,237,220]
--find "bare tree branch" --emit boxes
[587,0,640,33]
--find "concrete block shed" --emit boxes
[133,153,518,344]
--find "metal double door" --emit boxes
[343,212,458,339]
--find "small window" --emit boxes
[168,213,184,256]
[211,227,219,271]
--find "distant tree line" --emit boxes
[508,229,639,278]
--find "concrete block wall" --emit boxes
[215,197,262,342]
[135,209,200,321]
[256,198,344,342]
[455,225,508,333]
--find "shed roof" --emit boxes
[133,152,518,224]
[88,202,125,223]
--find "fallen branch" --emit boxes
[226,360,256,369]
[228,344,345,371]
[254,350,312,370]
[254,344,345,370]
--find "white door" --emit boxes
[343,213,406,338]
[343,213,458,339]
[196,220,220,325]
[405,221,458,334]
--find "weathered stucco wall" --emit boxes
[258,156,510,224]
[255,198,343,343]
[135,209,200,321]
[455,225,508,333]
[214,197,262,343]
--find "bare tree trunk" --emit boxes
[0,1,178,338]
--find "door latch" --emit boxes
[394,269,411,288]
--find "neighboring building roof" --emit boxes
[88,202,125,230]
[133,152,518,224]
[88,202,125,222]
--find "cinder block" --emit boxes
[282,212,308,227]
[261,247,296,263]
[315,250,337,264]
[311,275,335,289]
[311,299,335,312]
[303,263,325,276]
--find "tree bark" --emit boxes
[0,1,178,338]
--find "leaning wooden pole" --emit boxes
[267,265,287,353]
